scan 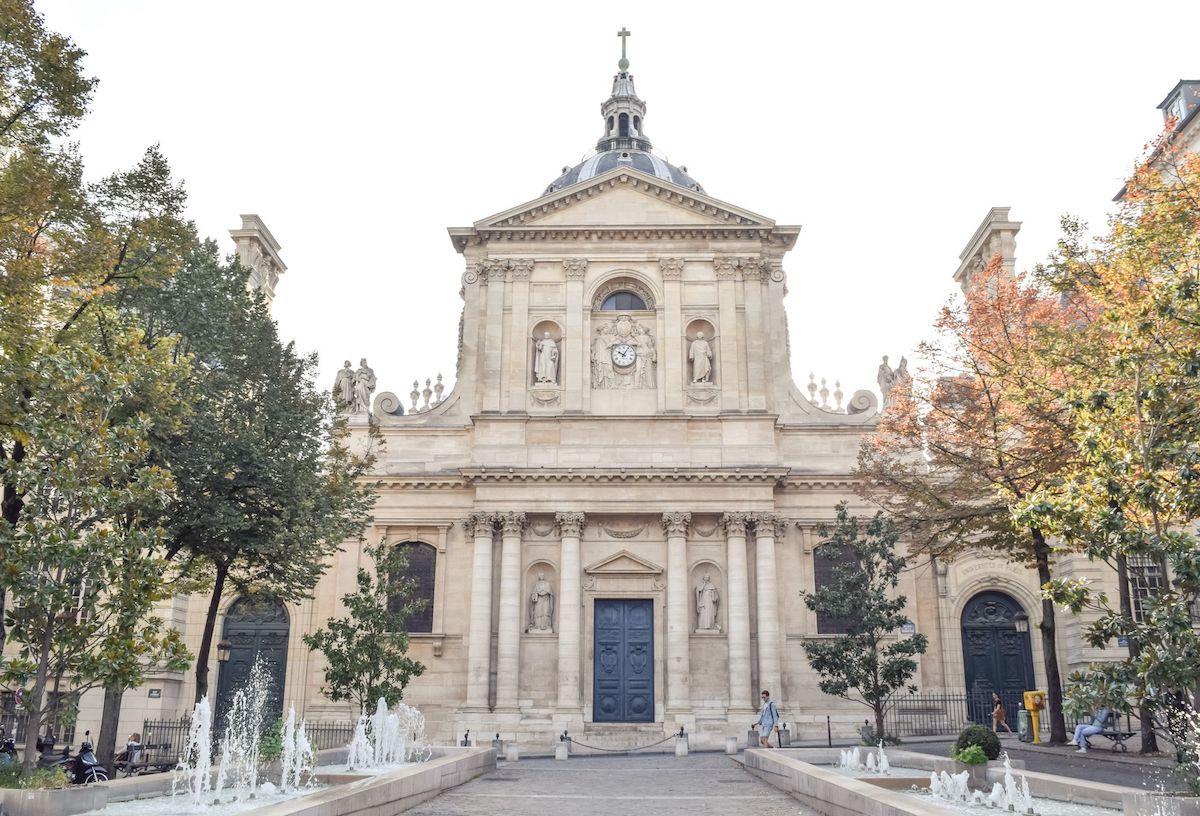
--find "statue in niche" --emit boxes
[533,332,560,385]
[528,572,555,632]
[689,332,713,384]
[877,355,896,409]
[352,358,376,413]
[696,573,720,632]
[333,360,355,410]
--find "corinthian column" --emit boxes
[752,513,785,701]
[463,512,497,710]
[662,511,692,714]
[494,511,527,711]
[721,512,753,712]
[555,512,586,711]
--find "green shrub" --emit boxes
[953,744,989,765]
[0,763,20,789]
[954,724,1001,760]
[260,716,284,761]
[858,723,902,746]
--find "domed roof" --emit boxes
[545,149,703,196]
[544,30,703,197]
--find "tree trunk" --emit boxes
[96,686,124,775]
[194,562,228,704]
[1032,529,1067,744]
[1114,554,1160,753]
[0,437,26,658]
[874,706,886,743]
[22,623,55,775]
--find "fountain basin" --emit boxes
[744,748,1143,816]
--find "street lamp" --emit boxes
[216,639,232,663]
[1013,612,1030,634]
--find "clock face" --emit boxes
[611,343,636,367]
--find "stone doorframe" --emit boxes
[581,550,667,724]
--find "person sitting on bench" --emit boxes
[1068,708,1111,753]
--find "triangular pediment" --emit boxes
[474,167,775,230]
[584,549,663,576]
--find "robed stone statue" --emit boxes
[534,332,560,384]
[352,358,376,413]
[333,360,355,410]
[689,332,713,384]
[877,355,896,409]
[696,573,720,632]
[528,572,554,632]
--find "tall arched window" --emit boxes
[607,115,614,134]
[390,542,436,633]
[812,546,856,635]
[600,291,647,311]
[633,115,641,134]
[618,113,629,137]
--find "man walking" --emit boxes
[754,690,780,748]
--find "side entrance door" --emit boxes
[593,599,654,723]
[960,591,1035,725]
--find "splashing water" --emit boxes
[345,698,430,770]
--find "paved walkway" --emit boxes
[405,753,812,816]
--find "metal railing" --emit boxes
[886,691,1086,737]
[141,716,355,764]
[304,721,355,751]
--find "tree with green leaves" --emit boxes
[303,539,426,713]
[1016,134,1200,764]
[801,504,928,742]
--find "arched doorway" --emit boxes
[215,597,289,728]
[960,591,1035,725]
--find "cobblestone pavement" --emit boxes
[906,739,1185,792]
[404,752,812,816]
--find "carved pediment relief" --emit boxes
[584,549,663,576]
[474,168,774,230]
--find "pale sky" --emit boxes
[36,0,1200,405]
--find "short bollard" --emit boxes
[725,736,738,754]
[460,730,472,747]
[505,743,520,762]
[491,733,504,759]
[675,727,688,757]
[778,725,791,748]
[555,743,569,760]
[747,729,759,747]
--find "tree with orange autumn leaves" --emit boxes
[856,255,1083,746]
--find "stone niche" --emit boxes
[529,319,563,411]
[684,317,718,410]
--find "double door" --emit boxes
[593,599,654,723]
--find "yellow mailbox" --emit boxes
[1023,691,1046,744]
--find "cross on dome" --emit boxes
[617,27,631,71]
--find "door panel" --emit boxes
[593,599,654,723]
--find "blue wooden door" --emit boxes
[593,599,654,722]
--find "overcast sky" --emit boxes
[36,0,1200,405]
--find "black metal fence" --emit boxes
[304,721,356,751]
[140,717,354,765]
[887,691,1088,737]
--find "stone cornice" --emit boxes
[375,475,470,490]
[460,467,789,485]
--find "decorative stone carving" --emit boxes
[463,512,497,538]
[877,355,896,409]
[352,358,376,413]
[510,258,534,279]
[529,388,561,407]
[720,512,750,537]
[695,574,720,632]
[533,332,560,384]
[333,360,355,410]
[894,356,912,400]
[527,571,555,632]
[750,513,786,538]
[688,332,713,383]
[713,257,741,280]
[591,316,656,389]
[661,511,692,536]
[563,258,588,279]
[555,511,586,537]
[600,522,647,539]
[499,511,527,536]
[591,277,655,310]
[659,258,685,279]
[846,389,879,416]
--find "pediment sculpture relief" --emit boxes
[591,315,656,389]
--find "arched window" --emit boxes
[607,115,614,134]
[600,291,647,311]
[812,546,856,635]
[633,115,641,134]
[390,542,436,633]
[618,113,629,137]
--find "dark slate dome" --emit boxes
[544,31,703,197]
[545,150,703,195]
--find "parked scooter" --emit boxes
[65,731,108,784]
[0,727,16,765]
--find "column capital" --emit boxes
[713,256,742,280]
[555,511,586,537]
[563,258,588,278]
[720,511,751,537]
[659,257,685,279]
[750,513,787,538]
[499,511,528,535]
[661,511,692,536]
[463,512,497,538]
